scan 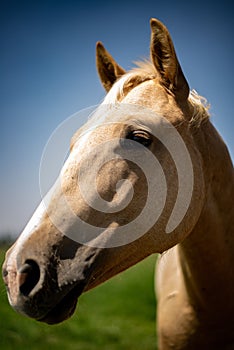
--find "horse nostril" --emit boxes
[19,260,40,296]
[2,267,8,286]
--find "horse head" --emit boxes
[2,19,205,324]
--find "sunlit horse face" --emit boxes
[3,19,205,324]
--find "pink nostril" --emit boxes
[19,260,40,296]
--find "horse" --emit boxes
[2,18,234,349]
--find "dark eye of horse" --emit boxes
[127,130,152,147]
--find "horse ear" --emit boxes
[150,19,189,101]
[96,42,126,92]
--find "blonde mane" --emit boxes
[103,60,156,105]
[188,89,210,127]
[71,60,211,149]
[103,60,210,126]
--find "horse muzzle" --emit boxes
[2,237,102,324]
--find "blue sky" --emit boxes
[1,0,233,236]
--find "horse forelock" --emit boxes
[102,60,210,127]
[103,60,157,104]
[70,62,158,145]
[71,62,210,149]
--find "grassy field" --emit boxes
[0,246,158,350]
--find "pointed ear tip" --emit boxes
[150,18,160,27]
[150,18,166,32]
[96,42,106,56]
[96,41,103,49]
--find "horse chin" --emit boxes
[37,285,82,325]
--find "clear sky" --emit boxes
[1,0,233,237]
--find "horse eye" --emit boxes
[127,131,152,147]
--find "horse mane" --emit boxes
[71,66,210,150]
[103,59,210,127]
[103,60,156,104]
[132,61,210,127]
[188,90,210,127]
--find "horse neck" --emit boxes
[178,120,234,315]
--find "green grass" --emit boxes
[0,246,158,349]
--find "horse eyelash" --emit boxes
[126,130,153,147]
